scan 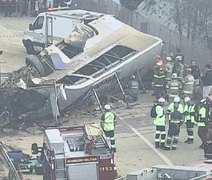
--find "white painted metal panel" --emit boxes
[68,163,98,180]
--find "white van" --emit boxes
[22,8,104,54]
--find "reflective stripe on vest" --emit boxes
[184,104,190,122]
[189,104,196,123]
[130,81,139,89]
[103,112,115,131]
[197,107,206,127]
[154,105,165,126]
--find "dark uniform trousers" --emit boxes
[155,126,166,148]
[185,120,194,142]
[198,126,207,147]
[165,122,180,150]
[104,130,116,152]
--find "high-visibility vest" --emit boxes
[189,104,196,124]
[184,103,190,122]
[103,112,115,131]
[197,106,206,127]
[130,80,139,89]
[154,105,165,126]
[183,75,195,94]
[153,69,165,87]
[166,80,182,95]
[168,102,184,123]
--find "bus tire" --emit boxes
[26,55,46,77]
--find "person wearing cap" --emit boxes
[201,64,212,98]
[164,96,184,150]
[165,73,182,103]
[183,97,197,144]
[101,104,117,152]
[172,55,185,81]
[196,98,210,149]
[164,56,174,82]
[153,97,166,149]
[152,60,166,99]
[125,75,139,102]
[182,68,195,99]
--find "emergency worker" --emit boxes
[183,97,196,144]
[172,55,185,81]
[164,96,184,150]
[126,75,139,102]
[165,73,182,103]
[153,98,166,149]
[197,99,209,149]
[164,56,174,82]
[101,104,117,152]
[152,61,165,99]
[182,68,195,99]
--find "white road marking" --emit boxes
[117,114,174,166]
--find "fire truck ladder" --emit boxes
[0,141,22,180]
[85,123,111,149]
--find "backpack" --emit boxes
[150,105,157,118]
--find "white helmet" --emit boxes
[166,56,172,61]
[172,73,177,79]
[174,96,180,103]
[131,75,135,79]
[175,56,183,61]
[158,98,165,103]
[184,97,191,103]
[200,98,207,104]
[104,104,111,110]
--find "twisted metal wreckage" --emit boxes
[0,14,162,126]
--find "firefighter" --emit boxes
[183,97,196,144]
[101,104,117,152]
[126,75,139,102]
[182,68,195,99]
[164,96,184,150]
[165,73,182,103]
[164,56,174,82]
[153,97,166,149]
[152,61,166,99]
[197,98,209,149]
[172,55,185,81]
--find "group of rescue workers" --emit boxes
[153,53,212,101]
[99,52,212,153]
[153,96,211,150]
[152,53,212,151]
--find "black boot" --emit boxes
[172,147,176,150]
[155,142,160,148]
[163,146,170,150]
[184,139,189,143]
[187,139,193,144]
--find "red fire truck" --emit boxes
[32,123,118,180]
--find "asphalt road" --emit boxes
[113,93,204,177]
[0,16,206,179]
